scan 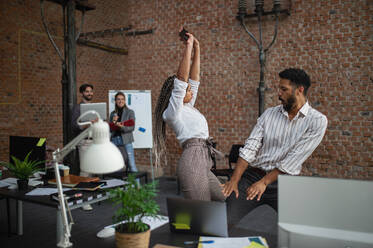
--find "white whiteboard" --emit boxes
[108,90,152,149]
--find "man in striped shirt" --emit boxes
[222,68,327,221]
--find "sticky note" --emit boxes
[172,212,191,230]
[36,138,46,147]
[245,241,266,248]
[172,223,191,230]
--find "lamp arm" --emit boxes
[52,126,92,248]
[77,110,102,127]
[53,159,72,247]
[53,126,92,162]
[52,126,93,247]
[51,110,102,247]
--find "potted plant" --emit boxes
[109,174,161,248]
[0,151,43,190]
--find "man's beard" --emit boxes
[280,95,296,112]
[83,95,92,101]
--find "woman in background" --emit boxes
[153,30,225,202]
[109,92,138,174]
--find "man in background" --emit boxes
[71,83,96,211]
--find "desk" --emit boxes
[0,186,111,244]
[150,223,278,248]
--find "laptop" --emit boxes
[166,197,228,237]
[80,102,107,122]
[278,175,373,248]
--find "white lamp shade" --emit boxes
[80,119,124,174]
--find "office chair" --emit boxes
[210,144,244,181]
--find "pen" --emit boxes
[184,240,214,245]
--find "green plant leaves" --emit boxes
[109,174,161,233]
[0,151,43,180]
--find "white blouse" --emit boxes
[163,78,209,145]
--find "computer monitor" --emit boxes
[278,175,373,248]
[9,136,46,170]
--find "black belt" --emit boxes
[247,166,267,177]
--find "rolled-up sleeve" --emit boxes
[163,78,188,122]
[188,78,200,107]
[239,114,265,164]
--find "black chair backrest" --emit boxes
[228,144,244,169]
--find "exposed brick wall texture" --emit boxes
[0,0,372,179]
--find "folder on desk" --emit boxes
[197,236,268,248]
[48,175,100,187]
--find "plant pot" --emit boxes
[115,224,150,248]
[17,179,29,190]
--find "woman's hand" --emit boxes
[193,37,200,49]
[221,180,239,198]
[185,33,194,47]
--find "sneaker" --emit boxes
[82,204,93,211]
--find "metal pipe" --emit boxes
[40,0,64,62]
[237,0,287,116]
[66,0,77,145]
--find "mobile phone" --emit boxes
[179,27,189,41]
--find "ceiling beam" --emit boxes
[45,0,95,11]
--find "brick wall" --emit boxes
[0,0,372,179]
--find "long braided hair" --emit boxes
[153,75,176,167]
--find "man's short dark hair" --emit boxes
[79,84,94,93]
[279,68,311,96]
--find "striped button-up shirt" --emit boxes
[239,102,327,175]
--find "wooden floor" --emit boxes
[0,177,277,248]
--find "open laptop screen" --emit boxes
[166,197,228,237]
[80,102,107,121]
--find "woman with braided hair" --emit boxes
[154,31,225,202]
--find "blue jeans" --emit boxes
[124,143,138,173]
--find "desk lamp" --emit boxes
[52,110,124,247]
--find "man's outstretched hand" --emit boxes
[246,180,267,201]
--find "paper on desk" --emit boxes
[0,177,42,188]
[0,180,10,188]
[0,177,18,188]
[105,215,169,231]
[26,188,72,196]
[198,236,268,248]
[100,178,127,189]
[1,177,18,185]
[28,178,43,187]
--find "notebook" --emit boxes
[166,197,228,237]
[80,102,107,121]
